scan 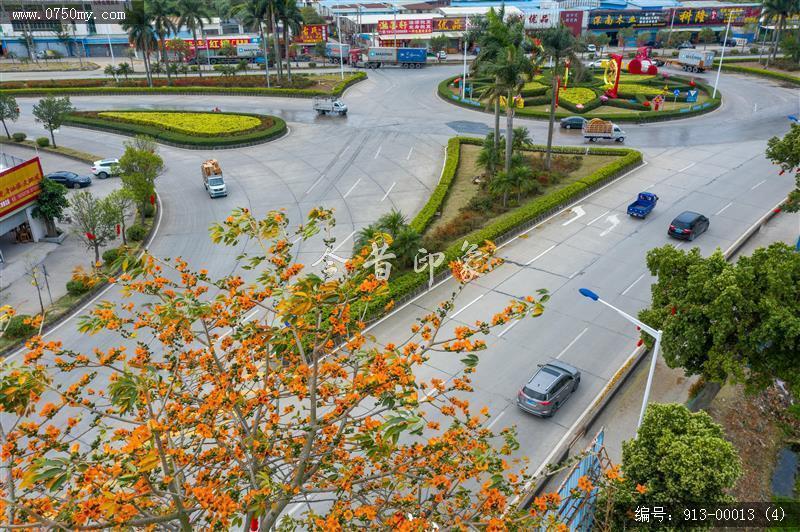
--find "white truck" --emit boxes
[201,159,228,198]
[583,119,626,143]
[313,97,348,116]
[676,49,715,73]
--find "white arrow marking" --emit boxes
[562,205,586,226]
[600,214,620,237]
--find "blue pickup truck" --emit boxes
[627,192,659,218]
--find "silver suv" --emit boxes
[91,159,120,179]
[517,361,581,417]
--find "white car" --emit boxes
[91,159,120,179]
[588,59,607,69]
[436,50,447,61]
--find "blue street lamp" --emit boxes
[579,288,663,428]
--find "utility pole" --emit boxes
[713,11,734,99]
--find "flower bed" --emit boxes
[65,110,286,148]
[615,83,666,97]
[97,111,263,136]
[558,87,598,105]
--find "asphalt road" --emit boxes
[2,64,798,516]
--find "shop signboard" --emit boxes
[377,18,432,35]
[169,37,252,51]
[588,10,666,29]
[296,24,328,43]
[0,157,43,219]
[560,11,584,36]
[669,6,762,26]
[432,18,466,32]
[522,10,559,29]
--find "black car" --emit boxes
[721,39,737,47]
[46,171,92,189]
[560,116,587,129]
[653,59,666,67]
[668,211,709,240]
[677,41,696,49]
[645,40,663,49]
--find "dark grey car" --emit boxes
[45,171,92,189]
[517,361,581,417]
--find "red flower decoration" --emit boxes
[689,80,696,87]
[86,232,95,241]
[149,194,156,205]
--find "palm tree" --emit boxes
[279,0,302,81]
[485,44,536,173]
[762,0,798,63]
[268,0,283,80]
[539,25,577,170]
[147,0,177,86]
[390,227,422,269]
[121,2,157,87]
[489,170,516,208]
[476,132,502,176]
[234,0,271,86]
[354,223,381,254]
[472,7,511,152]
[175,0,213,77]
[512,127,532,152]
[377,209,407,236]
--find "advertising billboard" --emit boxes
[168,37,252,51]
[0,157,43,219]
[432,18,466,32]
[377,19,433,35]
[589,10,666,29]
[295,24,328,43]
[669,6,761,26]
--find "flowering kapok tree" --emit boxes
[1,207,569,530]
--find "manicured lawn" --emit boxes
[98,111,263,136]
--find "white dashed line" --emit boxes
[750,179,766,190]
[621,273,645,296]
[498,320,520,337]
[332,230,356,252]
[555,327,589,359]
[525,244,556,266]
[678,162,696,173]
[374,145,382,159]
[487,411,506,430]
[406,146,414,160]
[343,178,361,198]
[380,181,396,202]
[304,174,325,195]
[587,210,610,226]
[450,294,484,319]
[715,202,733,216]
[338,145,350,158]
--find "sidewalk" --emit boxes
[566,209,799,466]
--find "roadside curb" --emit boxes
[516,197,788,507]
[0,139,99,163]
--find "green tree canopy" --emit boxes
[32,96,73,148]
[300,5,325,24]
[32,178,69,237]
[766,124,800,212]
[0,94,20,139]
[70,190,117,265]
[639,243,800,392]
[118,136,164,223]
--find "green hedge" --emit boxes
[63,110,287,148]
[358,137,643,322]
[0,72,367,98]
[716,64,800,85]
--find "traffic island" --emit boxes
[439,70,721,123]
[0,72,367,98]
[63,110,287,149]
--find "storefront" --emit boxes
[0,156,46,262]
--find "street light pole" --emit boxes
[461,38,467,100]
[578,288,663,428]
[336,13,344,80]
[713,11,734,99]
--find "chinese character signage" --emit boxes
[668,6,761,26]
[173,37,251,50]
[588,10,666,29]
[522,10,559,29]
[377,19,432,35]
[560,10,584,36]
[0,157,43,218]
[296,24,328,43]
[432,18,465,32]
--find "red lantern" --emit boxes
[249,518,259,531]
[774,208,782,213]
[779,169,786,175]
[670,306,677,315]
[637,339,644,347]
[644,101,651,107]
[689,80,696,87]
[116,224,121,235]
[149,194,156,205]
[86,232,95,241]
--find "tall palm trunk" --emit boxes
[544,61,559,170]
[283,23,292,81]
[192,28,203,77]
[143,44,154,87]
[493,99,500,151]
[160,37,172,86]
[505,90,514,173]
[271,11,283,79]
[260,26,270,87]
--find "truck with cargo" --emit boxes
[676,49,715,73]
[325,43,351,63]
[313,97,348,115]
[582,119,626,143]
[201,159,228,198]
[355,47,427,68]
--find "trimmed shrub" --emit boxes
[35,137,50,147]
[308,62,317,68]
[750,46,760,54]
[102,247,121,265]
[127,224,147,242]
[12,132,26,142]
[97,111,263,135]
[4,315,36,339]
[410,137,460,233]
[717,64,800,85]
[66,279,91,296]
[141,203,155,218]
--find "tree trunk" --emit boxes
[201,28,211,75]
[192,29,202,77]
[93,243,100,265]
[1,119,9,139]
[49,127,57,148]
[140,202,147,225]
[261,26,270,87]
[271,12,283,79]
[544,65,558,171]
[283,24,292,82]
[45,217,57,238]
[505,91,514,173]
[493,98,500,151]
[161,37,172,86]
[120,217,127,245]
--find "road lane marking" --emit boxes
[498,320,520,337]
[487,410,506,430]
[304,174,325,195]
[291,235,302,244]
[587,210,610,226]
[562,205,586,226]
[621,273,645,296]
[450,294,484,319]
[599,214,620,237]
[750,179,766,190]
[338,145,350,158]
[374,145,382,159]
[380,181,396,202]
[343,178,361,198]
[525,244,556,266]
[555,328,588,359]
[568,269,581,279]
[332,230,356,252]
[678,162,696,173]
[715,202,733,215]
[406,146,414,160]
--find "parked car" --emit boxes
[587,59,607,68]
[645,40,663,49]
[585,44,597,54]
[653,58,666,67]
[436,50,447,61]
[91,159,120,179]
[677,41,696,49]
[517,361,581,417]
[720,39,737,47]
[560,116,587,129]
[668,211,709,240]
[46,171,92,189]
